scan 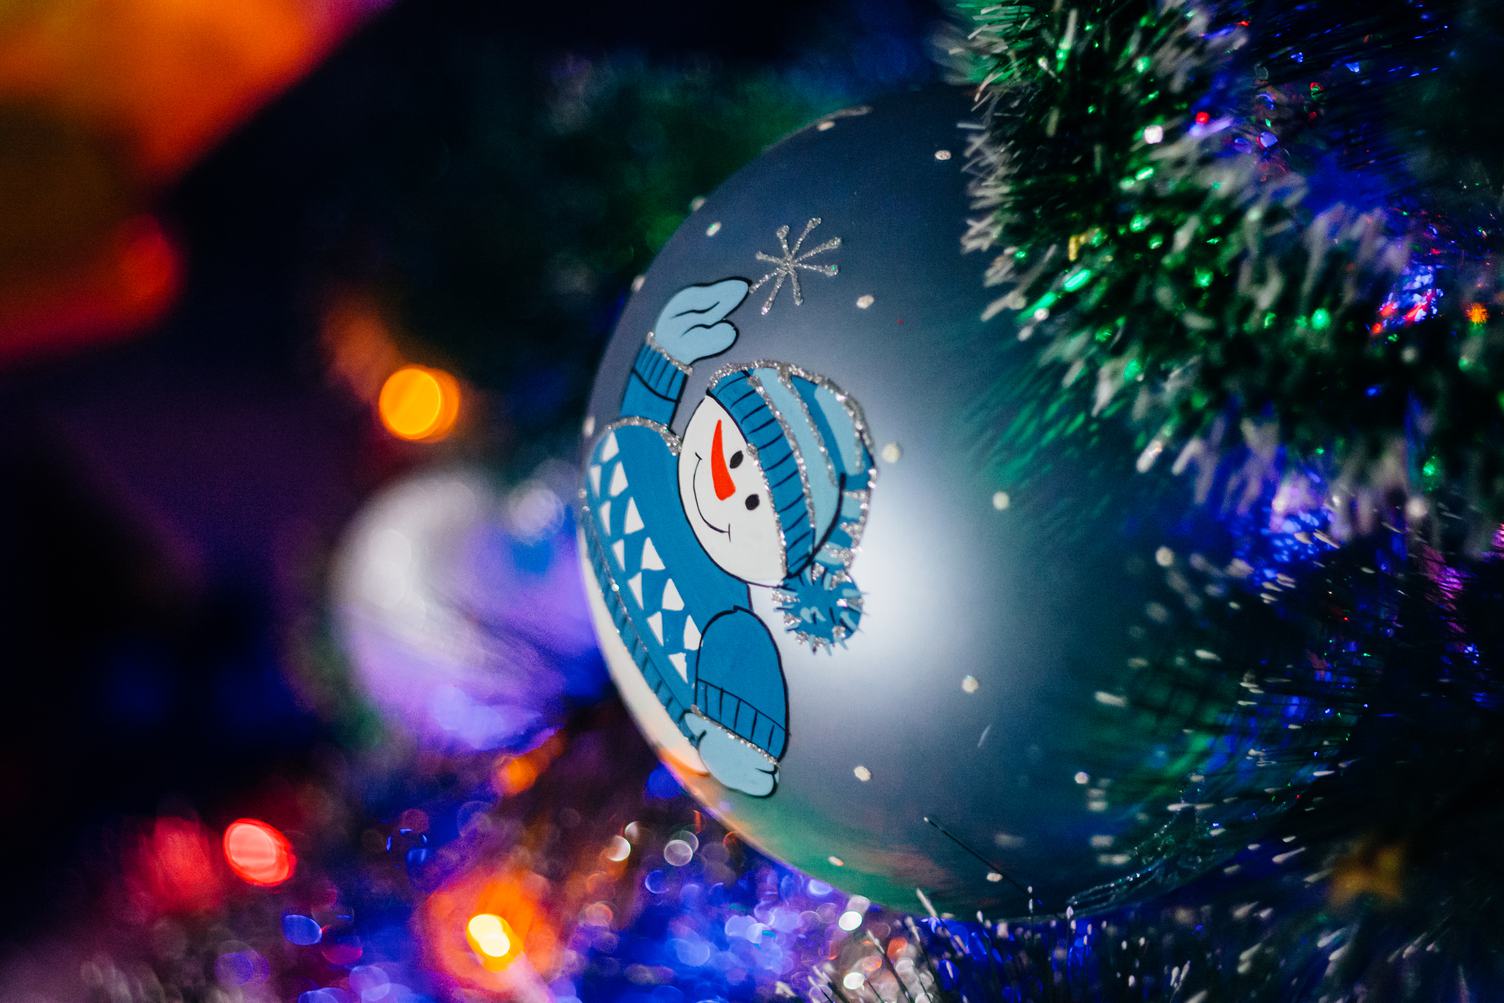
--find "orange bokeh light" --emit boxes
[492,731,566,797]
[0,0,384,361]
[0,0,384,180]
[420,867,559,992]
[377,364,461,442]
[322,293,403,400]
[223,818,295,887]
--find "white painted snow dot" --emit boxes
[962,675,980,694]
[880,442,902,464]
[705,221,722,237]
[853,765,872,782]
[992,491,1011,510]
[856,294,874,309]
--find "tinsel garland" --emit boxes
[946,5,1504,996]
[961,0,1504,550]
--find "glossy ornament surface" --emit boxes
[578,87,1377,914]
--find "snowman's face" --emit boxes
[678,396,787,587]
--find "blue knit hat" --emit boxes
[707,363,875,648]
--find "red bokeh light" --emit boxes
[223,818,295,887]
[127,816,226,916]
[0,214,180,365]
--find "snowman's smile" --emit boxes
[690,454,731,538]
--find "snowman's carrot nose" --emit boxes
[711,420,737,500]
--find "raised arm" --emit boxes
[619,279,750,425]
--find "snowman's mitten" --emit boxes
[651,280,750,365]
[685,713,779,797]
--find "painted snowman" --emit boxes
[579,278,875,796]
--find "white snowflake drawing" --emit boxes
[749,217,841,315]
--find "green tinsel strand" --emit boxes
[961,0,1504,548]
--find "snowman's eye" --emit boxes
[745,495,761,511]
[730,450,744,469]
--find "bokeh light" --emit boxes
[327,465,604,755]
[465,913,517,969]
[0,214,181,363]
[492,731,565,797]
[223,819,295,887]
[421,866,559,993]
[127,816,226,916]
[377,364,460,442]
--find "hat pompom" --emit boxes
[774,563,863,652]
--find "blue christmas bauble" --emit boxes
[577,87,1376,914]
